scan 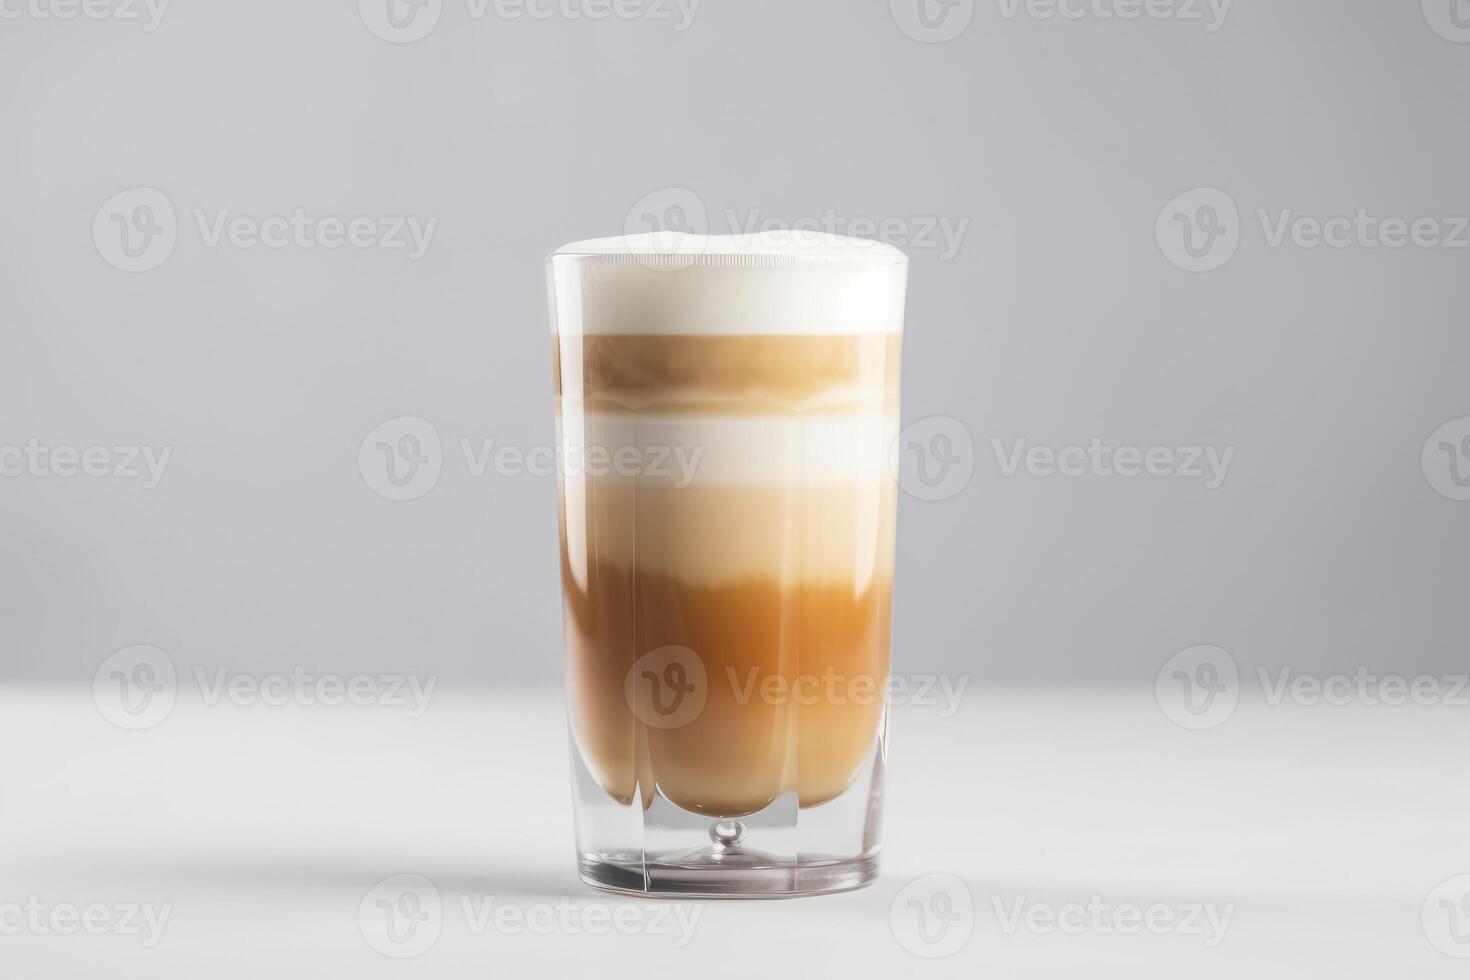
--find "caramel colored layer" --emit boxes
[560,481,898,815]
[553,333,901,415]
[563,565,892,816]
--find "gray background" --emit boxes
[2,0,1467,688]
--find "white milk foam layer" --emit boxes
[547,232,908,336]
[557,412,901,487]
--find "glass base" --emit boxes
[567,711,888,899]
[579,851,878,899]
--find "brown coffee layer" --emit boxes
[554,333,902,415]
[563,562,892,816]
[560,480,898,814]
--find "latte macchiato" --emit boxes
[548,231,907,896]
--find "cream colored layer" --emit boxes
[559,479,898,591]
[556,412,900,486]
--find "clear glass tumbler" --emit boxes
[546,231,907,897]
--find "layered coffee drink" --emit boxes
[548,232,907,896]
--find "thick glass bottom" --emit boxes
[579,851,879,899]
[567,712,887,900]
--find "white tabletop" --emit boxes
[2,684,1466,978]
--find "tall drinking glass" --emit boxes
[547,231,907,897]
